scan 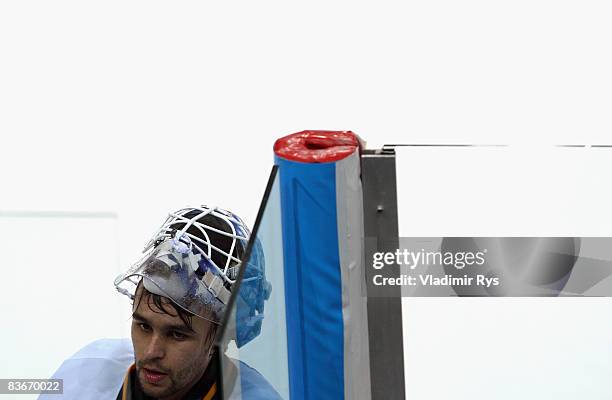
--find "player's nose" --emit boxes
[143,333,166,360]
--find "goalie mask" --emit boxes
[114,206,270,337]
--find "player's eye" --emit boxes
[171,331,187,341]
[138,323,151,332]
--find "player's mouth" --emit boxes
[142,368,168,384]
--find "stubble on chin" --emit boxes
[137,359,206,400]
[136,366,177,399]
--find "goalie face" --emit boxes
[130,282,216,400]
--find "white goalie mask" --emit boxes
[114,206,252,325]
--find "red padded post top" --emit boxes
[274,130,361,163]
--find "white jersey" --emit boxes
[39,339,133,400]
[38,338,282,400]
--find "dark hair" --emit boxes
[132,282,217,346]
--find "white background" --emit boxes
[397,147,612,399]
[1,1,611,398]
